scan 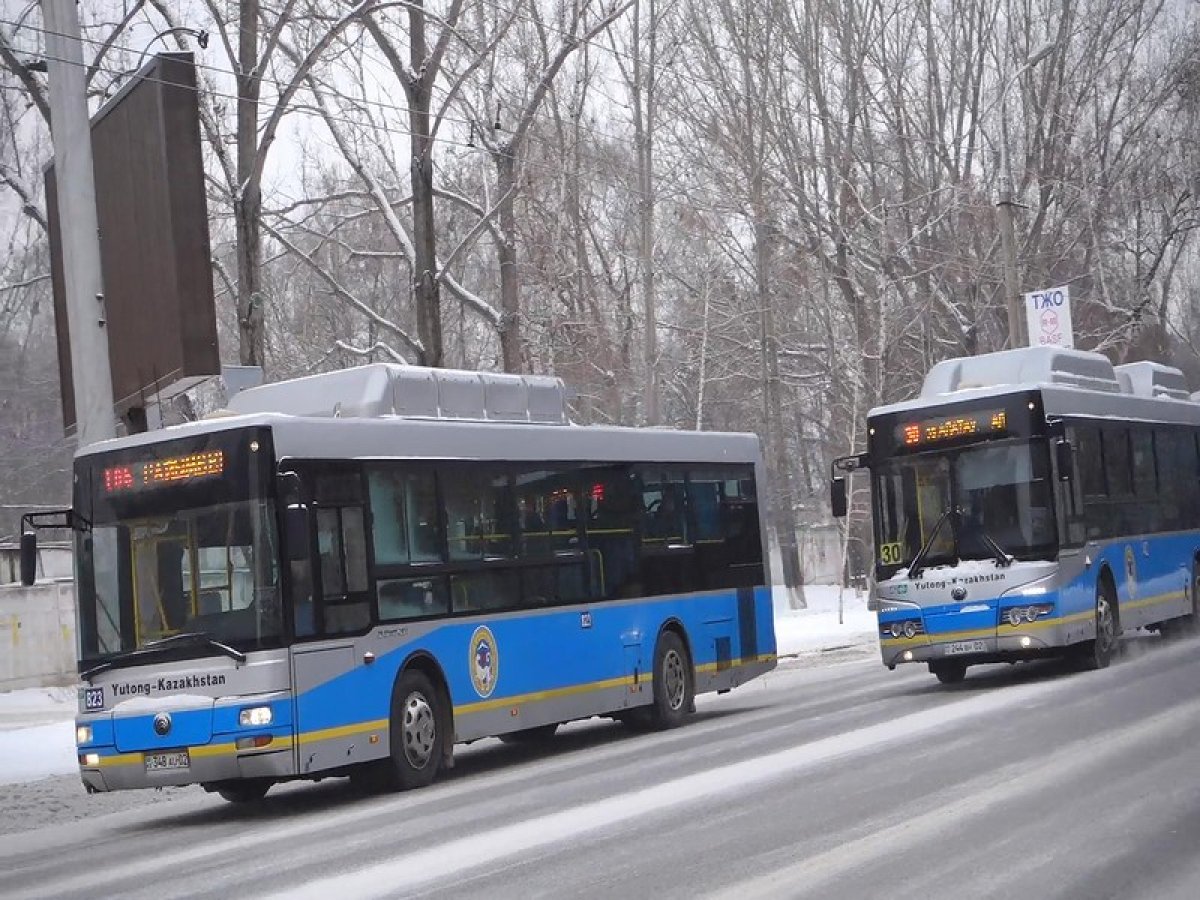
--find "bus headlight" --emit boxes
[1008,608,1023,627]
[80,753,100,767]
[903,621,917,639]
[76,725,93,745]
[239,706,273,727]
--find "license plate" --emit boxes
[144,750,190,772]
[945,640,988,656]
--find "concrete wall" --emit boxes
[0,581,78,690]
[0,543,74,585]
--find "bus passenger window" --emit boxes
[443,468,515,560]
[451,570,518,612]
[582,467,639,600]
[368,468,441,565]
[378,577,448,621]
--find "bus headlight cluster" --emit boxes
[882,619,923,639]
[1004,604,1054,627]
[76,725,93,745]
[239,706,273,727]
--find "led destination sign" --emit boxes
[897,409,1007,447]
[103,450,225,493]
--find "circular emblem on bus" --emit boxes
[469,626,498,698]
[952,586,967,602]
[153,712,172,736]
[1124,546,1138,598]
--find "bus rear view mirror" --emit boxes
[830,477,848,518]
[1055,439,1074,482]
[19,531,36,586]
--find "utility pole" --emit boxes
[995,42,1056,352]
[998,165,1024,348]
[42,0,116,446]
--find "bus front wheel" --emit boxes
[930,660,967,685]
[385,669,443,790]
[214,778,271,804]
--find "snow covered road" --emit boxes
[3,626,1200,899]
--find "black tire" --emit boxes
[1160,565,1199,639]
[647,630,694,730]
[215,778,271,804]
[1076,578,1117,670]
[380,669,444,791]
[498,723,559,745]
[930,660,967,685]
[1182,563,1200,636]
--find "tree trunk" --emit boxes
[410,126,443,367]
[754,198,805,609]
[496,149,521,372]
[235,0,264,366]
[632,0,659,424]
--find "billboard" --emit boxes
[46,52,218,434]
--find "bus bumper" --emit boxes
[881,622,1072,668]
[79,734,295,792]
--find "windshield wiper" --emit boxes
[967,527,1014,569]
[82,632,246,682]
[907,507,957,580]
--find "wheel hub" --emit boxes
[663,649,686,711]
[402,691,436,769]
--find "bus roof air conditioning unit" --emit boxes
[1112,361,1190,400]
[920,346,1121,398]
[227,363,569,424]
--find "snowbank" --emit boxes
[772,584,879,657]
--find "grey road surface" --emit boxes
[3,634,1199,900]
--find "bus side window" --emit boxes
[1074,426,1106,540]
[314,474,370,635]
[582,466,639,600]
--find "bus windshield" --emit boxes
[73,428,282,664]
[874,438,1056,577]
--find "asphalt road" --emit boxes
[4,633,1200,900]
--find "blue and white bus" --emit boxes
[21,365,775,801]
[831,346,1200,684]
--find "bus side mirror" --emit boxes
[20,531,37,586]
[830,477,848,519]
[284,504,311,562]
[1055,440,1074,482]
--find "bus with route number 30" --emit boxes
[21,364,775,802]
[831,346,1200,684]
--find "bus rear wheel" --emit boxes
[1076,580,1116,671]
[930,660,967,685]
[647,631,694,730]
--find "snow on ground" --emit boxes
[0,587,879,786]
[0,687,79,784]
[773,584,879,657]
